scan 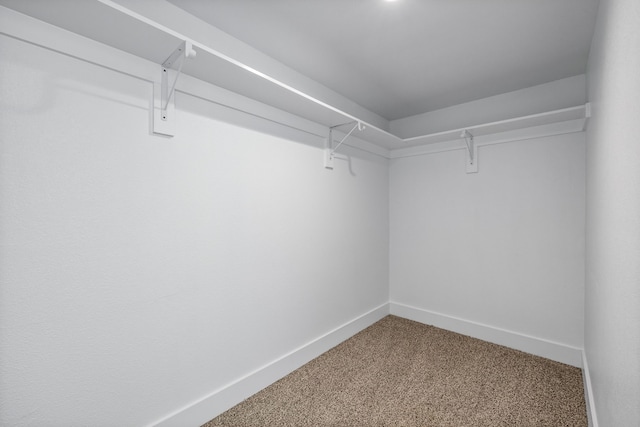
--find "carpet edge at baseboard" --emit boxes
[151,301,586,427]
[389,301,583,367]
[149,303,390,427]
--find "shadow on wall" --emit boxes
[0,39,149,116]
[177,92,324,150]
[177,91,372,178]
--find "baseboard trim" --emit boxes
[152,302,586,426]
[151,303,390,427]
[582,351,599,427]
[389,302,583,367]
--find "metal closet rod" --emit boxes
[97,0,588,151]
[96,0,397,142]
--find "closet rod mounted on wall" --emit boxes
[91,1,588,154]
[324,121,366,170]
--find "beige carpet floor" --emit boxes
[203,315,586,426]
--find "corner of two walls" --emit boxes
[583,0,640,425]
[385,71,588,369]
[388,131,587,367]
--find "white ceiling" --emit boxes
[167,0,599,121]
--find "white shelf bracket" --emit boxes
[461,129,478,173]
[153,41,197,136]
[324,121,365,169]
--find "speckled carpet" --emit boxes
[203,315,587,426]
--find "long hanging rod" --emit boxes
[94,0,587,151]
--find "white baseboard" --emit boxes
[152,302,587,426]
[582,351,599,427]
[389,302,583,367]
[150,303,390,427]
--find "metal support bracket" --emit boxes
[153,41,197,136]
[324,121,365,169]
[461,130,478,173]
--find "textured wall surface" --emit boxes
[0,34,389,426]
[390,133,586,348]
[585,0,640,425]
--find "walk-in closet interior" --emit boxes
[1,1,638,426]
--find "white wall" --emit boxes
[390,133,586,354]
[0,34,389,426]
[585,0,640,425]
